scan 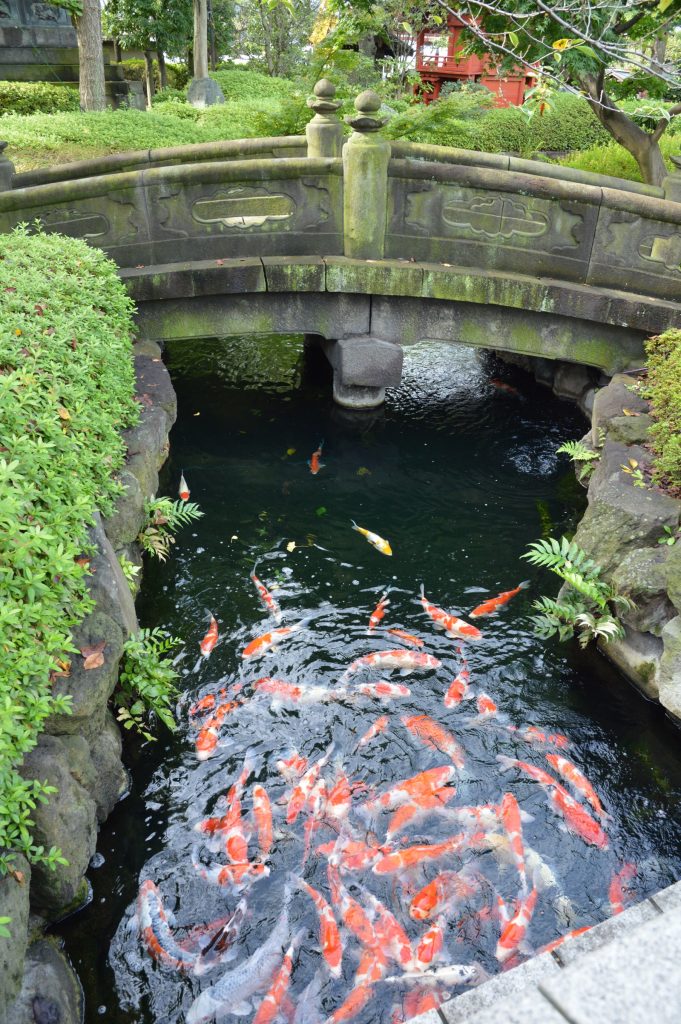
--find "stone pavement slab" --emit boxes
[553,898,660,966]
[440,952,560,1023]
[445,988,566,1024]
[540,902,681,1024]
[651,879,681,912]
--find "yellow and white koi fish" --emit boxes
[351,521,392,556]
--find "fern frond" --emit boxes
[557,440,600,462]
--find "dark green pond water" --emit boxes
[58,335,681,1023]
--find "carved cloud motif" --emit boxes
[38,207,110,240]
[192,187,296,229]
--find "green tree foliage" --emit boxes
[0,227,138,875]
[236,0,319,77]
[103,0,193,57]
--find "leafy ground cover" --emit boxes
[643,328,681,493]
[0,227,138,874]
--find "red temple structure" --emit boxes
[414,14,535,106]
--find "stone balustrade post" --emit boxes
[662,155,681,203]
[305,79,343,159]
[342,90,390,259]
[0,143,15,192]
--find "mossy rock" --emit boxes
[6,937,83,1024]
[0,856,31,1022]
[658,616,681,720]
[605,413,653,446]
[611,547,677,635]
[665,543,681,613]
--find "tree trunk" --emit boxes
[194,0,209,78]
[157,48,167,90]
[113,39,122,63]
[207,0,218,70]
[73,0,106,112]
[581,73,669,186]
[144,50,156,107]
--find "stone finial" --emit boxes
[0,141,15,192]
[307,78,341,116]
[345,90,386,133]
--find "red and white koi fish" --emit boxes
[251,569,282,624]
[195,699,242,760]
[354,681,411,700]
[351,520,392,556]
[508,724,569,749]
[495,888,538,962]
[325,949,388,1024]
[608,863,637,916]
[403,991,444,1019]
[195,755,253,846]
[327,859,380,952]
[309,440,325,475]
[414,915,447,969]
[294,876,343,977]
[419,585,482,641]
[369,765,458,812]
[252,929,305,1024]
[442,803,504,834]
[363,889,413,970]
[545,754,608,821]
[276,750,307,783]
[357,715,389,747]
[538,926,592,955]
[476,693,498,717]
[199,615,219,658]
[387,628,424,647]
[179,472,190,501]
[325,765,353,827]
[242,620,306,660]
[341,649,441,683]
[470,581,529,618]
[190,691,221,717]
[191,899,248,976]
[136,880,198,972]
[373,834,468,875]
[317,832,386,873]
[302,776,329,865]
[402,714,465,770]
[499,792,527,892]
[368,592,390,632]
[385,790,458,841]
[409,868,481,922]
[286,744,334,824]
[192,855,269,890]
[254,678,341,707]
[252,784,273,859]
[444,656,473,707]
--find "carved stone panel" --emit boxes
[588,206,681,301]
[386,178,598,282]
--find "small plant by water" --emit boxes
[556,439,600,482]
[523,537,635,647]
[116,628,182,741]
[138,497,203,561]
[118,554,141,591]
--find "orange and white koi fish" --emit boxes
[357,715,389,747]
[294,876,343,977]
[470,581,529,618]
[368,592,390,632]
[252,784,273,859]
[199,615,219,658]
[179,472,190,501]
[195,755,253,848]
[402,714,465,770]
[476,693,498,717]
[354,681,411,700]
[608,863,637,916]
[242,620,306,660]
[191,899,248,976]
[309,440,324,475]
[497,754,564,790]
[363,889,413,969]
[369,765,458,812]
[195,699,242,760]
[499,792,527,892]
[254,678,341,707]
[325,949,388,1024]
[302,776,329,865]
[276,750,307,782]
[372,834,468,875]
[318,832,385,873]
[385,790,458,841]
[384,963,486,990]
[491,378,521,397]
[410,868,481,922]
[545,754,608,821]
[403,991,444,1019]
[442,803,504,834]
[327,859,380,952]
[252,929,305,1024]
[251,569,282,624]
[495,887,538,962]
[351,520,392,556]
[341,649,441,683]
[136,880,198,972]
[419,586,482,641]
[538,926,592,955]
[286,744,333,824]
[190,692,219,717]
[415,914,447,969]
[325,766,353,827]
[444,659,473,707]
[508,724,569,749]
[387,628,424,647]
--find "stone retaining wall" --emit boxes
[0,340,176,1024]
[495,351,681,717]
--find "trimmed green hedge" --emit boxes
[644,329,681,489]
[0,228,138,874]
[0,82,80,117]
[558,134,676,183]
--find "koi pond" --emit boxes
[58,336,681,1023]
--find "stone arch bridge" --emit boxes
[1,83,681,406]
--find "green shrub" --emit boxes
[558,135,677,182]
[116,628,181,741]
[474,106,531,154]
[0,226,138,874]
[0,82,79,117]
[643,328,681,489]
[527,94,610,151]
[210,65,301,100]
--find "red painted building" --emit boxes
[414,14,535,106]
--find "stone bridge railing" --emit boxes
[1,81,681,407]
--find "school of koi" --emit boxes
[130,491,638,1023]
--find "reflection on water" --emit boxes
[57,337,681,1024]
